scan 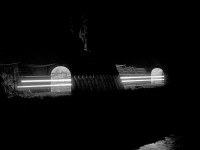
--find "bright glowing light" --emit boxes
[21,76,50,77]
[120,76,164,79]
[121,79,164,83]
[51,66,71,93]
[17,84,72,88]
[21,79,71,83]
[151,68,164,84]
[124,84,148,86]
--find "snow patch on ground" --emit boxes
[137,137,177,150]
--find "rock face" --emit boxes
[51,66,71,93]
[116,65,147,75]
[0,63,19,98]
[137,136,177,150]
[79,14,89,52]
[116,64,150,90]
[0,76,7,99]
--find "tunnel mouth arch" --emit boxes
[151,68,164,85]
[51,66,71,93]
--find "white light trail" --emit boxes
[123,82,164,86]
[21,76,50,77]
[21,79,71,83]
[121,79,164,83]
[120,76,164,79]
[123,84,148,87]
[17,84,72,88]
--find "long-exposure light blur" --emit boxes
[121,79,164,83]
[21,76,50,77]
[17,84,72,88]
[21,79,71,83]
[120,76,164,79]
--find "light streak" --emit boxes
[123,82,164,86]
[120,76,164,79]
[21,76,50,77]
[17,84,72,88]
[121,79,164,83]
[21,79,71,83]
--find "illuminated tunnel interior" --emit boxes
[116,65,165,90]
[51,66,71,93]
[151,68,165,85]
[0,63,167,99]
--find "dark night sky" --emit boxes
[0,3,190,142]
[1,1,183,67]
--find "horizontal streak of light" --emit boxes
[21,76,50,77]
[17,84,72,88]
[120,76,164,79]
[21,79,71,83]
[123,83,164,86]
[123,84,151,87]
[121,79,164,83]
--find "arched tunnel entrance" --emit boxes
[51,66,71,93]
[151,68,164,85]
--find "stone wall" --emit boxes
[0,63,19,98]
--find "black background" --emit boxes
[1,1,184,64]
[1,1,186,88]
[0,1,188,149]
